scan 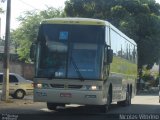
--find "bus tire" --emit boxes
[125,90,131,106]
[117,87,131,106]
[47,103,58,110]
[100,90,112,113]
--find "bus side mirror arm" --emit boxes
[107,49,113,64]
[30,43,36,62]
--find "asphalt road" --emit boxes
[0,93,160,120]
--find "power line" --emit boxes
[17,0,38,10]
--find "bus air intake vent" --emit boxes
[68,85,83,89]
[50,84,64,88]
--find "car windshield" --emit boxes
[36,24,104,79]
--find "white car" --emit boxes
[0,73,33,99]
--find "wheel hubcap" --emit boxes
[17,91,23,97]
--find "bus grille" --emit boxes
[68,85,83,89]
[50,84,83,89]
[50,84,64,88]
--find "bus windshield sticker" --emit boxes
[59,31,68,40]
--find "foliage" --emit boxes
[0,1,4,13]
[11,7,65,62]
[142,74,154,82]
[0,7,4,13]
[64,0,160,70]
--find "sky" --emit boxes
[0,0,160,38]
[0,0,66,38]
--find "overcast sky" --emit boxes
[0,0,160,38]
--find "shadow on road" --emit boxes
[1,103,160,120]
[39,103,160,115]
[0,102,160,114]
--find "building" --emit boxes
[0,38,34,80]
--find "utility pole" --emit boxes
[159,59,160,103]
[0,18,1,39]
[159,59,160,80]
[1,0,11,101]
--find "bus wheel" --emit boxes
[125,90,131,105]
[47,103,58,110]
[47,103,65,110]
[117,89,131,106]
[100,93,111,113]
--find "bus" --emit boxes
[30,18,137,112]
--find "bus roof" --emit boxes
[41,18,108,26]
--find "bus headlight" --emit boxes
[82,85,102,91]
[91,86,98,90]
[90,85,102,90]
[35,83,49,89]
[36,83,42,88]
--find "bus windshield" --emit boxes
[36,24,104,80]
[68,43,101,79]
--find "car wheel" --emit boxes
[14,90,25,99]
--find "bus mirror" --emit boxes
[107,49,113,64]
[30,43,36,61]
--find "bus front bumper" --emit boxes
[34,89,107,105]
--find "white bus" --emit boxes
[30,18,137,112]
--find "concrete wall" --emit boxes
[0,62,34,80]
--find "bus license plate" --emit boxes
[60,93,72,98]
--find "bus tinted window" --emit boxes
[110,29,137,63]
[36,24,104,79]
[110,29,137,75]
[68,43,101,79]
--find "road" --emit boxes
[0,93,160,120]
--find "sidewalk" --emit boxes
[0,91,34,108]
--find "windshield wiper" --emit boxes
[70,56,84,81]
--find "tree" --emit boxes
[0,0,5,13]
[0,8,3,13]
[11,7,65,62]
[64,0,160,70]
